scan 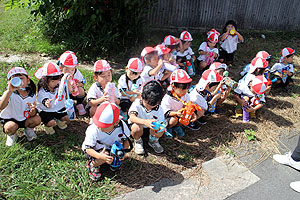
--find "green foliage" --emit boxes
[244,129,257,141]
[5,0,152,59]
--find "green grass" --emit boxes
[0,2,64,55]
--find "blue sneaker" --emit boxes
[173,126,185,137]
[165,128,174,139]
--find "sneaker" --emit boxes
[165,128,174,139]
[134,138,145,154]
[56,120,67,129]
[24,127,37,141]
[5,134,18,146]
[148,139,164,153]
[273,152,300,170]
[44,126,55,135]
[88,160,102,181]
[197,117,207,125]
[250,111,256,119]
[173,126,185,137]
[76,104,86,116]
[290,181,300,193]
[183,121,201,131]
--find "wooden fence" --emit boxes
[147,0,300,31]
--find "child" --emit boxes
[0,67,41,146]
[197,29,220,72]
[219,20,244,65]
[128,80,165,154]
[234,75,268,120]
[240,51,271,77]
[118,58,143,119]
[82,102,131,181]
[87,60,120,117]
[140,46,171,84]
[176,31,196,70]
[270,47,295,90]
[161,69,200,137]
[163,35,181,67]
[58,51,87,115]
[35,62,70,135]
[190,69,223,123]
[155,44,178,73]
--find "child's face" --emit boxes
[226,24,235,31]
[13,74,29,89]
[183,41,191,50]
[94,70,112,86]
[142,99,158,111]
[285,54,294,64]
[62,66,76,76]
[207,41,217,48]
[126,68,141,80]
[162,53,171,61]
[216,69,225,76]
[172,85,188,97]
[48,77,60,90]
[206,83,218,93]
[99,120,120,132]
[147,54,159,67]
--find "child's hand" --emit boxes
[7,81,20,92]
[45,99,53,108]
[190,112,197,122]
[177,110,184,118]
[206,52,210,57]
[100,92,110,103]
[99,147,114,164]
[213,52,218,58]
[144,119,156,130]
[27,102,36,113]
[245,106,254,113]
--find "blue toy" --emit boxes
[110,141,125,170]
[151,120,173,138]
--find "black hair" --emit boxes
[166,44,179,50]
[173,82,191,90]
[252,68,265,76]
[11,74,37,95]
[94,71,103,76]
[37,75,62,91]
[208,82,219,88]
[223,20,237,33]
[142,80,164,106]
[286,54,294,58]
[144,51,158,63]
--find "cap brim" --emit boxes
[196,79,208,91]
[92,113,123,128]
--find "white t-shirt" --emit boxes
[141,64,164,83]
[177,47,194,61]
[37,87,66,112]
[117,74,143,100]
[220,34,240,53]
[238,73,255,88]
[73,69,85,83]
[234,80,266,103]
[161,90,190,116]
[87,82,119,103]
[82,120,130,151]
[0,91,36,121]
[128,99,165,127]
[189,88,209,111]
[270,63,294,74]
[197,42,219,61]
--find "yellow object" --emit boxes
[235,108,242,117]
[250,111,256,119]
[230,29,236,35]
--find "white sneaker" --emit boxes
[290,181,300,193]
[56,120,67,129]
[134,138,145,155]
[148,139,164,153]
[25,127,37,141]
[5,134,18,146]
[44,126,55,135]
[273,152,300,170]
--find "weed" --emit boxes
[244,129,257,141]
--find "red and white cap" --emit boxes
[256,51,271,60]
[155,44,171,57]
[163,35,179,46]
[7,67,28,80]
[209,62,228,71]
[92,101,122,128]
[207,29,220,43]
[249,57,268,74]
[94,60,111,72]
[127,58,144,72]
[170,69,192,84]
[180,31,193,41]
[58,51,78,67]
[251,75,268,95]
[280,47,295,62]
[34,62,62,79]
[196,69,223,91]
[141,46,157,58]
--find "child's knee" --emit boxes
[168,117,178,127]
[26,115,41,127]
[199,61,207,69]
[4,122,18,135]
[89,106,96,117]
[60,115,69,122]
[131,123,143,138]
[46,120,56,127]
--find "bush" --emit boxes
[5,0,152,59]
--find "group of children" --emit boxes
[0,20,296,181]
